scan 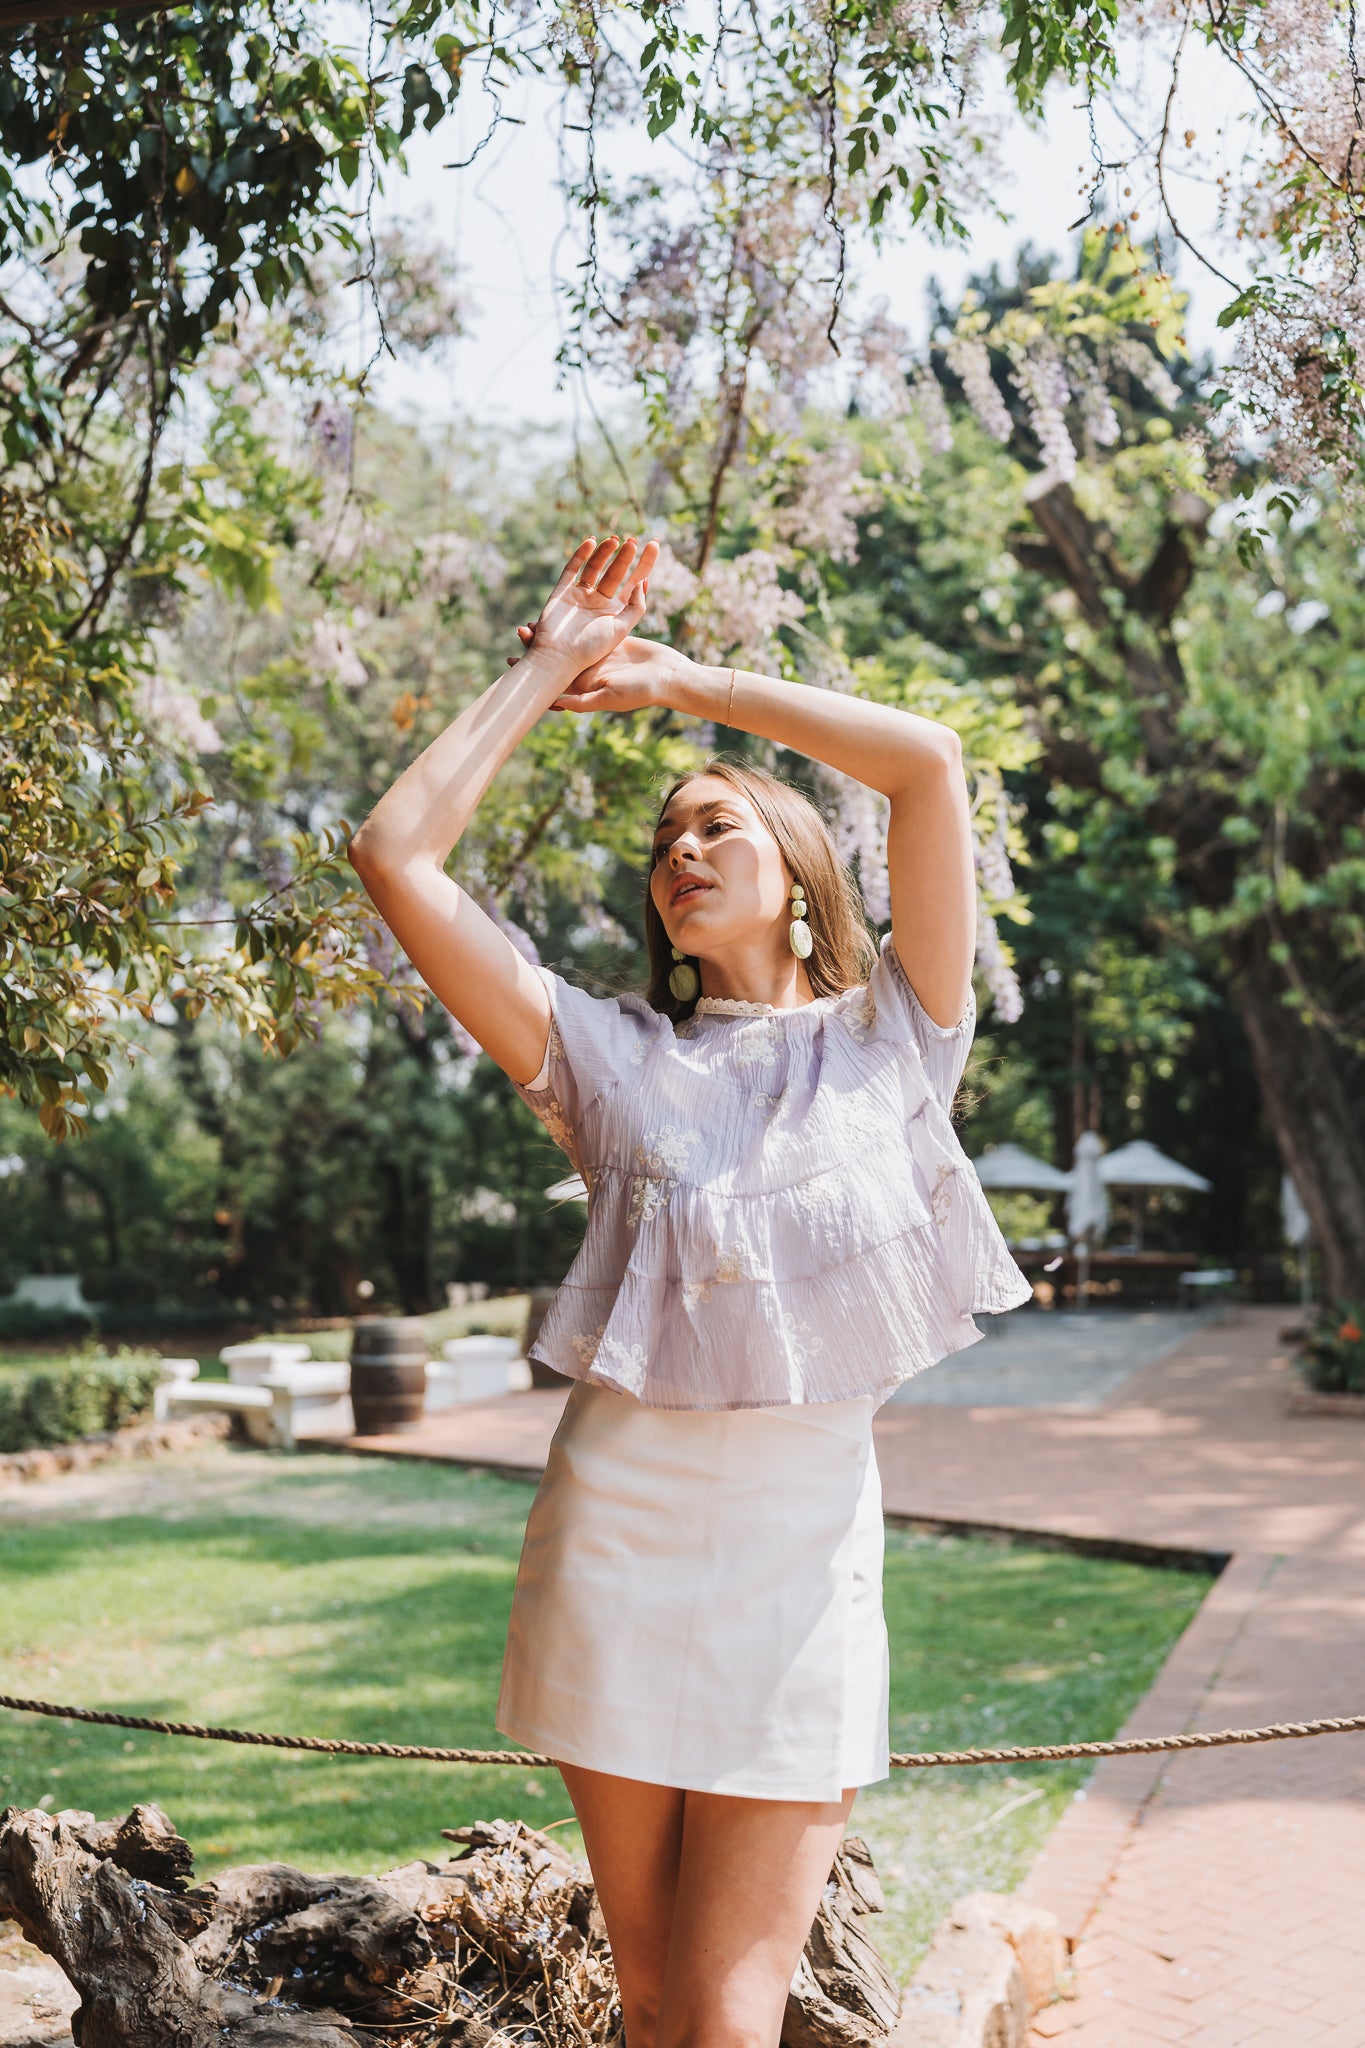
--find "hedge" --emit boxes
[0,1348,162,1455]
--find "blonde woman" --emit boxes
[347,534,1030,2048]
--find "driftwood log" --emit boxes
[0,1803,901,2047]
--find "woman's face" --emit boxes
[649,775,794,959]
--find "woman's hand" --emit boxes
[508,624,695,716]
[519,535,659,685]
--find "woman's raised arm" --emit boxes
[347,535,656,1085]
[542,639,974,1031]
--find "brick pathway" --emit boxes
[332,1307,1365,2046]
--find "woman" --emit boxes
[347,534,1031,2048]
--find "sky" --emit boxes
[354,20,1261,439]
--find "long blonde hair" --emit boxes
[642,757,878,1020]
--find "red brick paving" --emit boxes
[328,1308,1365,2047]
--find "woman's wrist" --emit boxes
[514,645,581,698]
[666,657,734,722]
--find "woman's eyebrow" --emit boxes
[652,799,732,846]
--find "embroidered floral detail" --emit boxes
[836,986,878,1045]
[714,1244,754,1283]
[571,1322,607,1366]
[754,1090,782,1120]
[777,1307,821,1367]
[515,1081,576,1160]
[930,1160,955,1228]
[626,1035,651,1068]
[626,1174,668,1228]
[730,1017,783,1068]
[791,1171,830,1216]
[596,1334,650,1389]
[681,1277,713,1311]
[636,1124,701,1177]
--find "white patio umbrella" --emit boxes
[971,1143,1072,1192]
[1281,1171,1313,1307]
[1099,1140,1211,1251]
[1066,1131,1109,1314]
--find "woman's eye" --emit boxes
[653,818,734,864]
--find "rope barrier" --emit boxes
[3,1692,1363,1771]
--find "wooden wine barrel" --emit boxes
[349,1316,428,1435]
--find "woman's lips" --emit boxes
[671,879,713,907]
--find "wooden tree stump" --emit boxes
[0,1802,901,2047]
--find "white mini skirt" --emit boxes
[495,1380,891,1801]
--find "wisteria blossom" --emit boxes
[974,910,1024,1024]
[1109,334,1182,413]
[813,760,892,926]
[309,613,368,689]
[691,550,805,669]
[946,331,1014,443]
[133,672,223,755]
[419,531,509,601]
[640,541,701,620]
[911,366,956,458]
[855,306,914,418]
[1221,279,1365,498]
[1008,345,1077,483]
[771,441,880,564]
[971,796,1024,1022]
[1068,347,1121,449]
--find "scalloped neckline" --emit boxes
[693,993,838,1017]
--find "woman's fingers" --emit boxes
[594,536,639,600]
[547,538,595,603]
[577,535,622,591]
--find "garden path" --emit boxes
[338,1305,1365,2047]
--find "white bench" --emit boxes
[430,1336,530,1408]
[154,1378,295,1450]
[1178,1268,1238,1308]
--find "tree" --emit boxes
[841,238,1365,1293]
[4,0,1362,1138]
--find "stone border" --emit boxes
[1283,1385,1365,1418]
[0,1413,231,1489]
[889,1892,1068,2047]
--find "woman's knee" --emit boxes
[654,1973,785,2048]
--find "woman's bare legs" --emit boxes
[558,1763,686,2048]
[558,1761,856,2048]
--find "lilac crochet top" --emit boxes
[509,931,1032,1411]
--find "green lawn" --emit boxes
[0,1444,1211,1979]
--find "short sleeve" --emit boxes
[867,931,976,1110]
[510,963,668,1164]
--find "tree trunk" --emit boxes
[1229,926,1365,1299]
[0,1804,901,2048]
[1017,482,1365,1294]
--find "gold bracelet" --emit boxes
[725,667,736,727]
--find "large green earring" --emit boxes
[788,880,813,959]
[669,944,700,1000]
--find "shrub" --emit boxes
[0,1299,97,1345]
[1295,1303,1365,1395]
[0,1345,162,1453]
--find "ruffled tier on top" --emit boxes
[510,932,1034,1411]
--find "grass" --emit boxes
[0,1444,1211,1980]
